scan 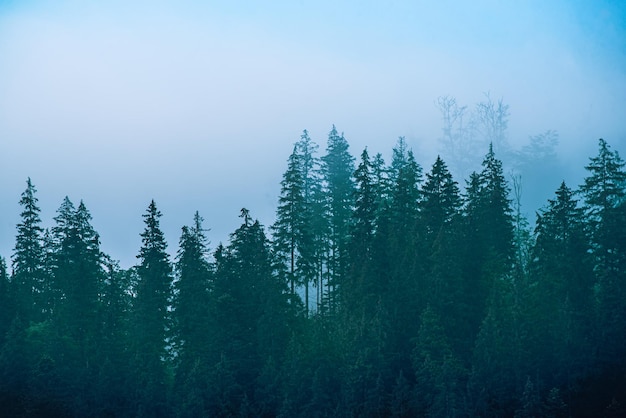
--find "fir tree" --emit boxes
[211,209,292,403]
[273,145,306,298]
[133,200,173,416]
[378,137,423,372]
[296,130,322,313]
[345,147,377,311]
[51,200,103,346]
[419,156,466,353]
[173,212,211,369]
[272,131,323,314]
[419,156,461,244]
[461,145,514,343]
[388,137,422,232]
[531,182,593,382]
[579,138,626,365]
[12,178,45,322]
[320,125,355,312]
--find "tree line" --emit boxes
[1,128,625,416]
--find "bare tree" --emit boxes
[436,95,479,180]
[473,92,510,156]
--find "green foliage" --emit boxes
[133,200,173,414]
[413,306,466,417]
[0,257,12,342]
[580,138,626,365]
[272,131,323,314]
[51,199,104,345]
[321,125,356,311]
[2,135,625,417]
[12,178,46,323]
[173,212,211,368]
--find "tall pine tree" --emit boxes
[173,212,212,369]
[133,200,172,416]
[461,144,514,350]
[530,181,593,385]
[52,200,103,344]
[12,178,45,323]
[320,125,355,312]
[579,138,626,366]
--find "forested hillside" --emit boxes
[1,133,625,417]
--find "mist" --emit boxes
[3,2,626,416]
[1,1,625,265]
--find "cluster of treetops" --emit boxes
[1,126,625,417]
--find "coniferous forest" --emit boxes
[1,128,626,417]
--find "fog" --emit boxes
[1,0,625,267]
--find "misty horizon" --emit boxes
[1,1,625,267]
[2,2,626,415]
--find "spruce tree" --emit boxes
[51,199,103,346]
[530,182,593,386]
[345,147,377,311]
[12,178,45,322]
[477,143,515,264]
[461,144,514,342]
[296,130,322,313]
[210,209,292,407]
[419,156,461,244]
[371,152,392,217]
[133,200,172,416]
[272,145,306,297]
[418,156,466,352]
[380,137,423,371]
[320,125,355,312]
[388,137,422,232]
[173,212,211,368]
[579,138,626,365]
[272,131,323,314]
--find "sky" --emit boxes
[1,0,625,267]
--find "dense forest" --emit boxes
[1,126,625,416]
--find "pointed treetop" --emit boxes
[240,208,251,226]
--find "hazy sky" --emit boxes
[1,0,625,267]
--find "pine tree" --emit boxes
[133,200,172,416]
[296,130,322,313]
[371,152,391,216]
[419,156,461,245]
[461,145,514,343]
[531,182,593,383]
[273,145,306,298]
[211,209,292,403]
[173,212,211,368]
[579,138,626,365]
[351,148,376,257]
[418,156,466,353]
[580,138,626,233]
[12,178,45,322]
[344,148,377,311]
[385,138,422,283]
[477,143,515,264]
[51,200,103,346]
[388,137,422,232]
[379,137,423,372]
[272,131,323,314]
[320,125,355,312]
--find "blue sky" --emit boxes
[1,0,625,266]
